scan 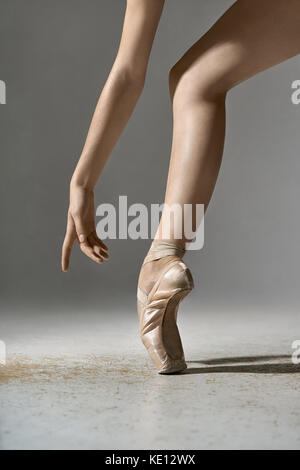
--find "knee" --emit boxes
[169,55,230,106]
[169,63,183,101]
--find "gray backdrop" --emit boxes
[1,0,300,314]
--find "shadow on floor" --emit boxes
[184,355,300,375]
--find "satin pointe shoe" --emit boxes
[137,240,194,374]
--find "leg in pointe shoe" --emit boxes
[137,0,300,373]
[137,240,194,374]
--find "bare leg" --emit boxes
[140,0,300,294]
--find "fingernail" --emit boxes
[79,234,85,243]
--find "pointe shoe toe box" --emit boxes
[159,359,187,375]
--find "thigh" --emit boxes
[174,0,300,94]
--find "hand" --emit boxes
[61,185,109,272]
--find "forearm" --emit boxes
[71,67,144,190]
[62,0,165,271]
[70,0,164,190]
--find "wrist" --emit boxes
[70,175,94,192]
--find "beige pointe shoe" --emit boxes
[137,240,194,374]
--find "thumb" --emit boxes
[78,233,87,244]
[73,216,90,245]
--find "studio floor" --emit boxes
[1,301,300,450]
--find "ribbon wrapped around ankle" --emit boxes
[144,240,186,263]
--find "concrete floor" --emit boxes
[1,302,300,450]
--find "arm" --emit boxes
[62,0,165,271]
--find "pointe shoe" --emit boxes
[137,240,194,374]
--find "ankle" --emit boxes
[154,237,186,249]
[146,239,186,263]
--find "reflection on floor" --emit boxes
[1,303,300,449]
